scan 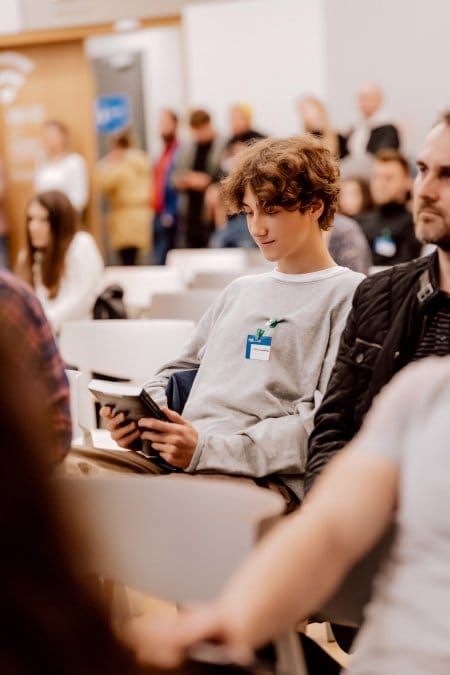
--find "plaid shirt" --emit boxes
[0,272,71,461]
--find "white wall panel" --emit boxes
[183,0,326,138]
[0,0,23,35]
[324,0,450,156]
[20,0,233,31]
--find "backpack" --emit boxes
[93,284,128,320]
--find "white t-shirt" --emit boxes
[349,356,450,675]
[35,153,89,212]
[34,231,103,334]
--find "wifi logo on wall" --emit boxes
[0,52,34,106]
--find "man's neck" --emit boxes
[437,248,450,294]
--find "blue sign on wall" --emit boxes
[95,94,131,134]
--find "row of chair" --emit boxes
[99,247,273,316]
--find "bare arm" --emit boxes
[212,446,398,648]
[125,446,398,666]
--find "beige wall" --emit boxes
[0,40,99,263]
[19,0,243,32]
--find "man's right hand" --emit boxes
[99,406,141,448]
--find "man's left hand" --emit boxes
[138,407,198,469]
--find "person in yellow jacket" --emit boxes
[96,132,151,265]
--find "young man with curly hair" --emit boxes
[101,136,364,507]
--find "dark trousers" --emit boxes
[152,213,177,265]
[118,247,139,266]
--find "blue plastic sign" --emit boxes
[95,94,131,134]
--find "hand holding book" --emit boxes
[91,379,198,469]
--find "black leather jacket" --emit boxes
[305,252,439,493]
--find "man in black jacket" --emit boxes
[307,109,450,492]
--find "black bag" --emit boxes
[93,284,128,319]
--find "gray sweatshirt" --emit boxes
[144,267,364,497]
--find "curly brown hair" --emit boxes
[221,135,340,230]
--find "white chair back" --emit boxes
[100,266,185,315]
[60,474,284,603]
[60,475,306,673]
[144,289,220,322]
[60,319,195,383]
[189,267,271,289]
[65,369,82,444]
[65,369,96,444]
[166,248,248,283]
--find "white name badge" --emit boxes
[245,335,272,361]
[374,235,397,258]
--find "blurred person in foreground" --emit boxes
[16,190,103,335]
[172,109,225,248]
[35,119,89,214]
[358,149,421,266]
[0,326,216,675]
[96,136,363,510]
[96,132,152,265]
[0,270,71,462]
[126,355,450,675]
[152,110,180,265]
[340,82,401,179]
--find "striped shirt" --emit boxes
[412,291,450,361]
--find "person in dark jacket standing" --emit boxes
[172,110,225,248]
[306,109,450,492]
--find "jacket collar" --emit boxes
[417,251,439,305]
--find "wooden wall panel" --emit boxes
[0,40,99,263]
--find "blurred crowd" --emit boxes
[0,80,424,281]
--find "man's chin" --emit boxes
[436,241,450,252]
[417,232,450,252]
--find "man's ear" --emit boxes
[308,198,324,220]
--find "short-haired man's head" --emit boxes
[222,136,339,230]
[358,81,383,119]
[189,109,211,129]
[112,132,131,150]
[371,149,411,206]
[159,109,178,143]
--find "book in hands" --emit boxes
[88,379,169,423]
[88,379,180,470]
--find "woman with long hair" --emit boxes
[16,189,103,334]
